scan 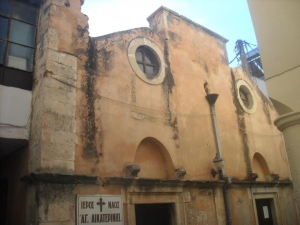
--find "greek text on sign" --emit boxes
[77,195,123,225]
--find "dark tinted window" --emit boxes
[0,0,12,17]
[10,19,36,47]
[3,67,33,90]
[0,0,37,90]
[0,17,8,40]
[7,43,34,71]
[0,67,4,83]
[12,1,37,25]
[0,41,5,64]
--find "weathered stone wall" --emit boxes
[37,184,75,223]
[2,2,297,224]
[27,0,89,224]
[230,68,290,179]
[185,188,219,224]
[75,28,178,177]
[18,2,297,224]
[72,6,296,225]
[30,0,86,174]
[159,8,289,180]
[74,7,289,181]
[230,188,256,224]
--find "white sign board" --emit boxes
[263,206,269,219]
[77,195,123,225]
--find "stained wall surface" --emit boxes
[2,1,298,224]
[73,6,296,225]
[75,8,289,182]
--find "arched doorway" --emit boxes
[132,137,178,225]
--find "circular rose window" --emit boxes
[128,37,166,85]
[135,46,160,79]
[236,80,257,114]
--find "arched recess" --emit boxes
[252,152,270,181]
[134,137,174,179]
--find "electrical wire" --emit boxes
[229,53,240,65]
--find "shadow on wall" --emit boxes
[270,98,293,116]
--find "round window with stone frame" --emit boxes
[128,37,166,85]
[236,80,257,114]
[135,46,160,79]
[239,86,253,109]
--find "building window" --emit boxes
[128,37,166,85]
[239,87,252,109]
[135,46,159,79]
[236,79,257,114]
[0,0,38,90]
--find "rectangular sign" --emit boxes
[77,195,123,225]
[263,206,269,219]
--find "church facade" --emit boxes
[0,0,298,224]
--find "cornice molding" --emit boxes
[274,111,300,131]
[105,177,292,189]
[20,173,99,185]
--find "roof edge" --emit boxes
[147,6,228,43]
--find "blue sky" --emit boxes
[82,0,257,67]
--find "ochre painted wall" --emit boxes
[72,7,297,224]
[75,8,289,182]
[3,2,295,224]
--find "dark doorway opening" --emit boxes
[0,178,8,225]
[255,199,274,225]
[135,203,174,225]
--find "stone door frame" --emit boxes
[250,187,282,225]
[122,186,187,225]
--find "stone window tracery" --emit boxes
[135,46,159,79]
[236,79,257,114]
[128,37,166,85]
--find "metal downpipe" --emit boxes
[206,93,232,225]
[223,179,232,225]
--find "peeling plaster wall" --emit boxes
[71,6,298,225]
[185,188,219,225]
[76,7,290,179]
[75,28,180,178]
[5,3,294,225]
[230,68,290,180]
[163,9,289,181]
